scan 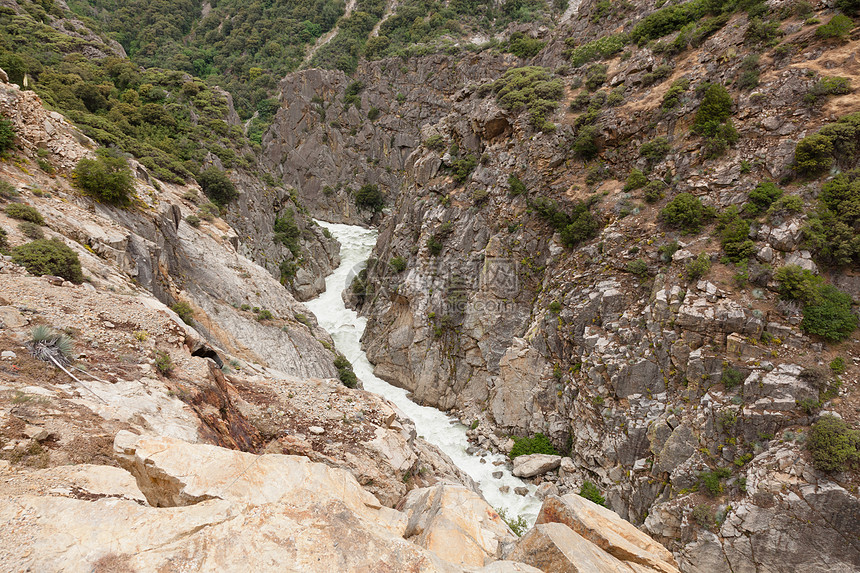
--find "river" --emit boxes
[303,220,542,526]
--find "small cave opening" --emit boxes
[191,345,223,368]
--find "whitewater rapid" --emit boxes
[303,220,542,525]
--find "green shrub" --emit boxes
[171,301,194,324]
[274,209,301,256]
[73,149,135,207]
[768,195,803,218]
[795,133,835,175]
[29,325,73,360]
[354,184,385,212]
[837,0,860,16]
[691,504,716,530]
[566,33,626,66]
[698,467,732,496]
[367,106,380,121]
[333,355,358,388]
[496,507,528,536]
[661,192,714,233]
[721,365,744,389]
[626,258,649,277]
[579,481,606,506]
[279,260,297,284]
[736,55,760,90]
[257,309,273,320]
[425,135,445,151]
[343,81,364,108]
[509,433,559,458]
[662,78,690,111]
[693,84,733,135]
[198,167,238,206]
[0,118,15,153]
[584,64,608,91]
[572,126,600,160]
[805,76,852,106]
[508,174,527,196]
[389,256,407,272]
[745,182,783,216]
[686,252,711,280]
[508,32,546,58]
[658,241,679,262]
[5,203,44,225]
[11,238,83,283]
[640,137,671,164]
[808,414,859,471]
[717,207,755,263]
[154,350,174,376]
[0,226,7,253]
[624,168,648,191]
[645,180,666,203]
[744,18,782,48]
[816,14,854,40]
[801,285,858,341]
[830,356,847,374]
[451,155,477,183]
[774,265,825,304]
[485,67,564,131]
[702,120,739,159]
[0,179,18,200]
[549,300,562,313]
[559,206,599,248]
[185,214,201,227]
[18,221,43,239]
[427,235,443,256]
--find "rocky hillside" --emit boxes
[0,64,682,572]
[257,0,860,570]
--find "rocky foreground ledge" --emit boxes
[1,431,678,572]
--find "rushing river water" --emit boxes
[304,220,542,525]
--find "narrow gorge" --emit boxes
[0,0,858,570]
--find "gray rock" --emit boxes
[513,454,562,478]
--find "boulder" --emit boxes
[398,484,516,567]
[506,522,639,572]
[513,454,562,478]
[536,495,679,573]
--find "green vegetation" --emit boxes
[736,55,760,91]
[389,256,407,272]
[507,32,546,58]
[11,238,83,283]
[660,192,714,233]
[804,171,860,266]
[624,169,648,192]
[721,365,744,389]
[640,137,671,165]
[170,301,194,325]
[154,350,174,376]
[794,112,860,175]
[565,33,626,67]
[496,508,529,536]
[625,258,649,277]
[508,174,527,196]
[716,207,755,263]
[185,215,201,227]
[579,481,606,506]
[483,67,564,131]
[73,149,135,206]
[838,0,860,15]
[745,182,783,216]
[698,467,732,496]
[691,504,716,530]
[274,209,301,257]
[830,356,847,374]
[334,355,358,388]
[686,252,711,280]
[774,265,857,341]
[808,414,859,472]
[509,432,559,458]
[816,14,854,40]
[529,196,600,248]
[5,203,44,225]
[692,84,737,158]
[354,184,385,212]
[451,155,477,183]
[572,126,600,160]
[805,76,852,106]
[18,221,44,239]
[661,78,690,111]
[257,309,274,320]
[198,167,238,206]
[29,325,74,360]
[0,118,15,154]
[0,226,7,253]
[584,64,608,91]
[549,300,562,313]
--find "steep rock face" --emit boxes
[337,2,860,570]
[263,54,517,223]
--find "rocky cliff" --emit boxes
[260,0,860,570]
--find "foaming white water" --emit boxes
[304,220,541,525]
